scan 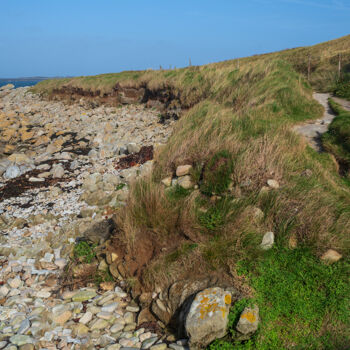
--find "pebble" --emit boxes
[9,335,34,346]
[142,337,158,349]
[72,290,97,302]
[102,302,119,313]
[110,322,125,333]
[90,318,109,330]
[79,311,93,324]
[150,344,167,350]
[8,277,22,289]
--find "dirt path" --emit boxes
[293,93,335,151]
[293,93,350,151]
[333,96,350,111]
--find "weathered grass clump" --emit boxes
[200,150,233,196]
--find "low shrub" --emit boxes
[333,74,350,101]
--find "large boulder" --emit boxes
[185,287,232,348]
[82,219,116,244]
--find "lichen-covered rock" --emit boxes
[185,287,232,348]
[236,305,259,335]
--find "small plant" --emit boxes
[166,184,191,201]
[200,150,234,196]
[74,241,97,263]
[198,205,225,230]
[198,198,231,231]
[115,183,126,191]
[94,269,114,285]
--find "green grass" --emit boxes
[165,242,198,264]
[198,199,230,231]
[166,184,192,201]
[208,248,350,350]
[322,98,350,171]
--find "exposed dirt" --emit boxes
[49,83,183,110]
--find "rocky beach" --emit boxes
[0,84,182,349]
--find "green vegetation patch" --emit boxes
[74,241,97,263]
[210,248,350,349]
[322,98,350,171]
[333,74,350,101]
[166,184,192,201]
[165,242,198,264]
[200,150,234,195]
[198,198,231,231]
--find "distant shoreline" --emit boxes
[0,76,71,81]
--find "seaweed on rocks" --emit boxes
[115,145,154,170]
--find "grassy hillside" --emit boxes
[33,36,350,348]
[32,34,350,97]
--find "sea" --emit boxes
[0,79,46,89]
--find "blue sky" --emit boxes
[0,0,349,77]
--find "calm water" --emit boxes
[0,79,45,89]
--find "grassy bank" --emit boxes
[33,35,350,348]
[322,98,350,175]
[116,59,350,347]
[32,34,350,96]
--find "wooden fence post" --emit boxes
[189,58,192,67]
[338,53,342,80]
[308,55,311,81]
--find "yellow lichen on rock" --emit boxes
[241,311,256,323]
